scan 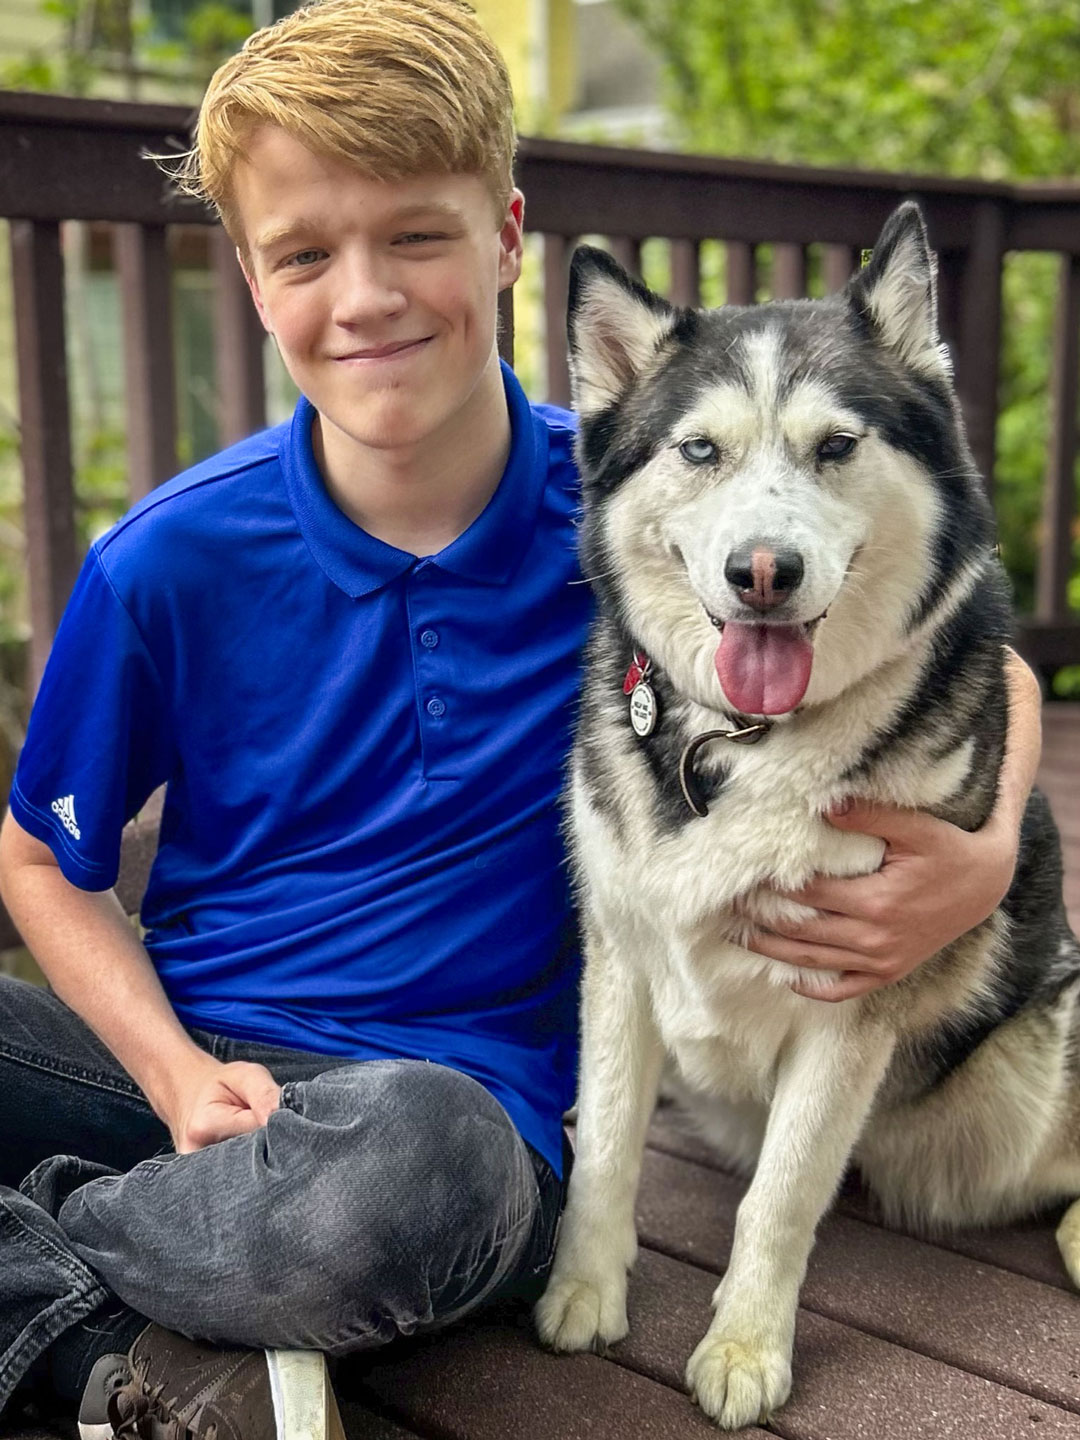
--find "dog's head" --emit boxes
[569,202,994,717]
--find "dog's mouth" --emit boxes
[705,613,827,716]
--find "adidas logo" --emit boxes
[51,794,81,841]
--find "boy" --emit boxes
[0,2,1042,1438]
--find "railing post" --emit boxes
[114,223,178,500]
[725,242,756,305]
[10,220,78,694]
[212,227,266,446]
[822,244,860,294]
[497,286,515,366]
[935,248,965,364]
[955,201,1006,497]
[609,236,642,278]
[771,243,807,300]
[669,238,701,308]
[543,233,572,408]
[1037,252,1080,623]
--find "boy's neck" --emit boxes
[311,356,512,558]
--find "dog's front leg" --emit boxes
[687,1022,895,1430]
[535,921,663,1353]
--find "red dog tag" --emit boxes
[623,651,649,695]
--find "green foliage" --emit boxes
[1,0,254,96]
[616,0,1080,178]
[75,425,130,548]
[144,2,254,86]
[614,0,1080,651]
[1,39,95,95]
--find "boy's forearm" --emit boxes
[998,647,1043,830]
[0,827,213,1122]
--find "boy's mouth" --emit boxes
[333,337,433,362]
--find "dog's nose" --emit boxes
[724,544,804,610]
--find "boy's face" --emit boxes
[234,125,523,457]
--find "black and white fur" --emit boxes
[535,204,1080,1430]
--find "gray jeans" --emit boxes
[0,975,566,1412]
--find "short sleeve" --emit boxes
[10,547,176,890]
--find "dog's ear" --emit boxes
[567,246,676,417]
[848,202,950,376]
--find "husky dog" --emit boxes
[534,203,1080,1430]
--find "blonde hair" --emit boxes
[172,0,516,251]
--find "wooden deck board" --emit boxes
[343,1318,766,1439]
[615,1249,1080,1440]
[635,1147,1080,1412]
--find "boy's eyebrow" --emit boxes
[388,201,468,223]
[253,202,468,257]
[253,222,317,256]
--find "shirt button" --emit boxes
[420,629,439,649]
[426,696,446,718]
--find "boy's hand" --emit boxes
[746,798,1019,1002]
[748,647,1041,1001]
[164,1057,282,1153]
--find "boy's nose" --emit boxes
[331,254,407,325]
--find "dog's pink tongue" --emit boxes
[714,622,813,715]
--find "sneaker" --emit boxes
[77,1324,345,1440]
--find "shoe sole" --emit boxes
[266,1351,345,1440]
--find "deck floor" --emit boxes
[6,707,1080,1440]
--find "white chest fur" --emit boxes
[571,673,977,1097]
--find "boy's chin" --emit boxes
[321,396,448,454]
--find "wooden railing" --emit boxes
[2,89,1079,691]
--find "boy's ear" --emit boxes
[238,248,274,335]
[568,245,675,417]
[847,201,949,376]
[497,188,525,292]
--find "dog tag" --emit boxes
[629,680,658,737]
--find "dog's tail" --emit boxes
[1056,1198,1080,1288]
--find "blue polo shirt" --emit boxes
[11,364,588,1174]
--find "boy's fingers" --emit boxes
[757,910,875,952]
[826,798,956,851]
[774,872,887,916]
[790,971,882,1003]
[222,1062,282,1123]
[748,929,886,974]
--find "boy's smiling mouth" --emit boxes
[332,337,434,363]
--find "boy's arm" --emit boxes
[747,647,1042,1000]
[0,810,280,1152]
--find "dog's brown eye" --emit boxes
[679,437,717,464]
[818,433,858,460]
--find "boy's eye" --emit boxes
[395,232,446,246]
[284,249,326,268]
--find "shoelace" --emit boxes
[107,1360,192,1440]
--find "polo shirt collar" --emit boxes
[281,361,549,599]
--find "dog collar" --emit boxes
[623,649,771,817]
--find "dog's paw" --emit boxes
[685,1332,792,1430]
[534,1271,629,1354]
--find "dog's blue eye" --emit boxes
[679,437,717,464]
[818,433,858,460]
